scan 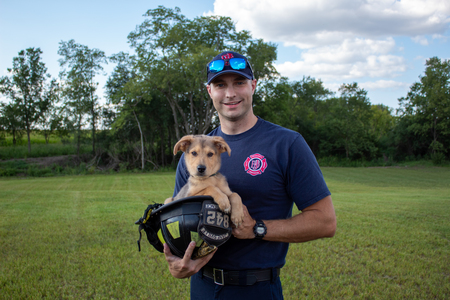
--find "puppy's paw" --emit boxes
[215,195,231,214]
[231,207,244,228]
[164,197,174,204]
[228,192,244,227]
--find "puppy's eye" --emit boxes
[207,152,214,157]
[191,151,197,157]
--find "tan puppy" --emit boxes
[165,135,244,227]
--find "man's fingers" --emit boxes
[163,243,170,254]
[163,243,177,262]
[182,241,196,261]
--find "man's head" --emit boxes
[206,51,254,85]
[206,51,258,131]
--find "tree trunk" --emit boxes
[345,138,349,159]
[12,128,17,146]
[432,117,438,154]
[76,114,81,157]
[160,125,165,167]
[91,86,96,155]
[26,124,31,154]
[165,92,181,140]
[77,129,81,156]
[91,109,96,155]
[133,110,145,170]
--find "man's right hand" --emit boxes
[163,241,216,279]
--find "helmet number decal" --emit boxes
[206,211,230,228]
[198,201,232,246]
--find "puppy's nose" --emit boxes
[197,165,206,174]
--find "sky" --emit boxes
[1,0,449,111]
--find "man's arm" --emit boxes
[232,195,336,242]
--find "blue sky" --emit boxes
[1,0,449,111]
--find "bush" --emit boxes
[26,165,53,177]
[0,167,18,176]
[0,160,28,176]
[431,152,446,165]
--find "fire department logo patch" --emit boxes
[244,153,267,176]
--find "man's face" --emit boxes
[206,73,257,122]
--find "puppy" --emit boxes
[165,135,244,227]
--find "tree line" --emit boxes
[1,6,449,170]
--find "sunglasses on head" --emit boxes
[208,58,248,73]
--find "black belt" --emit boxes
[202,266,280,286]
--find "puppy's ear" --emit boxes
[173,135,194,155]
[213,136,231,156]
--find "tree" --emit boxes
[127,6,278,140]
[58,40,107,155]
[107,52,147,170]
[0,48,55,153]
[253,78,297,131]
[398,57,450,159]
[369,104,396,140]
[106,52,174,170]
[254,76,332,155]
[38,102,65,144]
[319,83,377,160]
[289,77,332,153]
[0,102,23,145]
[368,104,397,160]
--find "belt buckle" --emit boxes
[213,268,224,285]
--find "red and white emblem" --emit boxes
[244,153,267,176]
[221,53,234,66]
[221,53,234,60]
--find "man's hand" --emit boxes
[232,205,256,239]
[163,241,216,279]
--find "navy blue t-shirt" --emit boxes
[173,118,330,270]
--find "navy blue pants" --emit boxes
[190,271,284,300]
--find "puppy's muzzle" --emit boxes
[197,165,206,174]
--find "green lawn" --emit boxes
[0,167,449,299]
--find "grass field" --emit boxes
[0,167,449,299]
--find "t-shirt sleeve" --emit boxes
[287,135,331,211]
[173,154,189,197]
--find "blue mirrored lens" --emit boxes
[209,60,225,73]
[209,58,247,73]
[229,58,246,70]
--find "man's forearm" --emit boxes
[263,196,336,243]
[232,195,336,242]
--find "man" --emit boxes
[163,51,336,299]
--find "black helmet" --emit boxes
[135,196,232,259]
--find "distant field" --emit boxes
[0,167,449,299]
[0,131,92,160]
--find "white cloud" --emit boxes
[321,80,409,95]
[431,33,449,42]
[213,0,450,49]
[359,80,410,90]
[211,0,448,95]
[412,36,429,45]
[274,38,407,81]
